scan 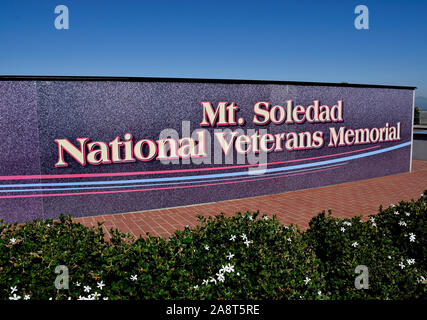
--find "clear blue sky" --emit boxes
[0,0,426,98]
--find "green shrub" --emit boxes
[0,215,110,300]
[372,191,427,275]
[0,212,325,300]
[1,193,426,300]
[305,210,426,299]
[162,213,326,300]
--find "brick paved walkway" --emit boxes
[75,160,427,239]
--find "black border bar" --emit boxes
[0,75,417,90]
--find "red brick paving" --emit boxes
[75,160,427,239]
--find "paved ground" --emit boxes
[75,160,427,239]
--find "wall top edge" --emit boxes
[0,75,417,90]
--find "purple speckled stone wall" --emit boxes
[0,81,43,222]
[0,79,413,223]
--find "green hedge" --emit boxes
[1,192,426,300]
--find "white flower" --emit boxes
[390,204,395,207]
[287,238,292,242]
[340,227,346,232]
[263,216,268,220]
[204,245,209,251]
[399,221,407,227]
[405,212,410,217]
[49,297,52,300]
[218,266,225,274]
[217,273,225,283]
[244,239,252,247]
[84,286,91,293]
[407,258,415,265]
[193,285,199,290]
[97,281,105,290]
[130,275,138,281]
[370,217,375,223]
[372,223,377,228]
[399,262,405,269]
[227,253,234,260]
[225,264,235,273]
[394,211,399,215]
[237,272,240,276]
[75,282,81,287]
[10,286,17,294]
[219,264,235,274]
[351,242,358,248]
[409,233,416,242]
[343,221,351,226]
[10,238,16,244]
[418,276,425,283]
[9,294,21,300]
[92,292,101,300]
[318,290,322,296]
[304,277,311,285]
[388,255,392,259]
[23,295,30,300]
[47,224,51,227]
[230,235,236,241]
[209,277,217,285]
[241,233,248,241]
[202,279,208,286]
[103,297,109,300]
[68,297,71,300]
